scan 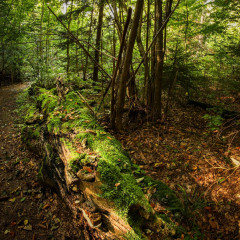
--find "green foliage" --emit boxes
[177,185,206,225]
[69,153,90,172]
[203,112,223,131]
[143,176,182,212]
[37,89,58,114]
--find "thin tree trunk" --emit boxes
[66,0,73,75]
[153,0,173,119]
[153,0,164,119]
[145,0,151,105]
[75,18,80,74]
[93,0,104,82]
[110,8,132,128]
[112,0,123,39]
[114,0,144,130]
[83,3,94,80]
[39,0,45,82]
[136,8,150,103]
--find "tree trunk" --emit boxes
[136,9,150,104]
[115,0,144,130]
[93,0,104,82]
[83,3,94,80]
[66,0,74,75]
[110,8,132,128]
[153,0,164,120]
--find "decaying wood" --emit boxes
[26,126,134,239]
[56,76,69,104]
[23,86,177,239]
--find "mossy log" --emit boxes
[22,86,184,239]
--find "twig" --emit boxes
[204,164,240,196]
[74,91,95,118]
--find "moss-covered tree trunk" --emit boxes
[22,85,186,239]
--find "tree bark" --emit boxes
[153,0,164,119]
[93,0,104,82]
[115,0,144,130]
[66,0,74,75]
[83,3,94,80]
[110,8,132,128]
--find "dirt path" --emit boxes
[0,84,83,240]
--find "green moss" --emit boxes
[69,159,81,173]
[37,89,57,115]
[33,126,41,139]
[69,153,90,172]
[91,136,151,217]
[24,105,38,122]
[60,138,81,164]
[47,112,63,134]
[124,230,145,240]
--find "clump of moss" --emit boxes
[124,230,144,240]
[47,111,64,134]
[60,138,81,163]
[69,153,90,173]
[24,105,38,122]
[32,126,41,139]
[37,89,58,114]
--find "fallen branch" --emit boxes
[75,91,95,117]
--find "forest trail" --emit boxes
[0,84,83,240]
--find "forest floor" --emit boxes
[0,83,240,240]
[109,100,240,240]
[0,83,84,240]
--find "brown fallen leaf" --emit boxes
[205,206,212,212]
[37,223,47,229]
[23,224,32,231]
[43,203,50,209]
[9,198,16,202]
[10,222,17,227]
[83,166,92,173]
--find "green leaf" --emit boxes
[218,178,225,184]
[84,6,93,12]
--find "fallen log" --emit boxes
[21,86,187,239]
[188,99,240,119]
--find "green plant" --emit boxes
[177,185,206,226]
[202,113,223,131]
